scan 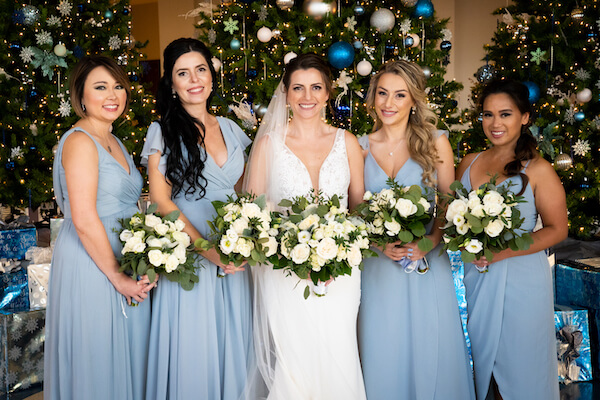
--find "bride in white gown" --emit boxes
[243,53,366,400]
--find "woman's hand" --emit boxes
[200,247,246,274]
[472,248,511,269]
[378,236,433,262]
[110,272,150,305]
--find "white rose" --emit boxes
[396,199,418,218]
[483,202,503,217]
[241,202,262,219]
[126,236,143,248]
[154,223,170,236]
[165,254,180,273]
[384,220,401,236]
[290,243,311,264]
[363,191,373,201]
[483,190,504,206]
[148,249,164,267]
[235,238,254,258]
[465,239,484,254]
[166,221,176,233]
[346,245,362,268]
[331,222,345,235]
[308,239,319,248]
[470,205,485,218]
[223,211,235,222]
[299,214,320,231]
[174,243,187,263]
[388,198,397,207]
[174,219,186,231]
[171,231,191,247]
[502,206,512,219]
[120,229,133,242]
[145,214,162,228]
[373,217,384,227]
[146,236,164,248]
[446,199,468,222]
[484,219,505,238]
[379,188,395,202]
[467,195,482,210]
[220,236,235,255]
[225,229,239,243]
[263,236,278,257]
[130,216,142,226]
[374,226,385,235]
[312,228,325,241]
[232,217,249,235]
[456,223,470,235]
[134,230,146,239]
[160,237,173,248]
[297,230,311,243]
[310,253,326,270]
[316,237,338,261]
[418,198,431,213]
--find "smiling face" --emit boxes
[373,72,415,129]
[171,51,213,110]
[481,93,530,147]
[81,66,127,123]
[286,68,329,121]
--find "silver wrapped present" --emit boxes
[27,264,50,310]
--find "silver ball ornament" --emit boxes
[370,8,395,33]
[422,66,431,78]
[276,0,294,10]
[356,59,373,76]
[401,0,418,6]
[576,88,592,103]
[554,153,573,171]
[257,26,272,43]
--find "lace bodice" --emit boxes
[270,128,350,208]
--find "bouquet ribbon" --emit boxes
[396,257,429,274]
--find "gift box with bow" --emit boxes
[555,304,593,383]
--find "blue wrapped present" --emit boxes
[555,304,593,383]
[0,268,29,313]
[448,250,472,365]
[0,228,37,260]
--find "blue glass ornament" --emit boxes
[29,88,38,99]
[73,46,84,59]
[78,4,85,12]
[230,38,241,50]
[353,40,363,49]
[9,41,21,50]
[354,4,365,15]
[12,10,25,24]
[5,161,15,170]
[440,40,452,51]
[130,74,139,82]
[413,0,434,18]
[575,111,585,122]
[247,69,258,79]
[404,36,414,47]
[123,7,130,15]
[522,81,541,103]
[104,10,114,19]
[327,41,355,69]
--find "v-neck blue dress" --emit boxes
[357,134,475,400]
[460,153,558,400]
[45,128,150,400]
[141,118,253,400]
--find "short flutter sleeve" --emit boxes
[141,121,168,176]
[218,117,252,159]
[357,134,370,151]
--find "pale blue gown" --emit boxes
[141,117,253,400]
[460,153,558,400]
[45,128,151,400]
[358,134,475,400]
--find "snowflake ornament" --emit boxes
[573,139,591,156]
[345,16,357,31]
[47,15,61,27]
[257,5,268,21]
[36,30,53,46]
[8,346,21,361]
[20,46,34,63]
[592,116,600,130]
[574,68,591,81]
[208,28,216,44]
[223,17,239,35]
[25,318,39,333]
[108,35,122,50]
[441,28,452,41]
[58,0,72,16]
[399,18,412,35]
[10,146,24,159]
[530,48,547,65]
[565,107,576,125]
[58,98,71,117]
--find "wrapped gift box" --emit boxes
[555,304,593,383]
[448,250,472,363]
[0,309,45,396]
[27,264,50,310]
[0,268,29,313]
[0,228,37,260]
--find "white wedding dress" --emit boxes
[250,128,366,400]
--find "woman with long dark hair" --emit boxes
[456,79,566,399]
[141,38,253,399]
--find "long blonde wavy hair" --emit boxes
[366,60,440,187]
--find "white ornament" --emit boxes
[57,0,72,17]
[592,116,600,130]
[284,52,298,64]
[20,47,34,63]
[345,16,357,31]
[305,0,335,18]
[276,0,294,10]
[409,33,420,48]
[574,68,591,81]
[211,57,222,72]
[0,68,18,82]
[11,146,24,159]
[108,35,122,51]
[576,88,592,103]
[208,28,217,44]
[58,98,71,117]
[441,28,453,41]
[356,59,373,76]
[29,123,38,136]
[573,139,591,156]
[53,43,67,57]
[399,18,411,35]
[230,99,257,130]
[47,15,61,27]
[258,5,268,21]
[565,106,576,125]
[370,8,395,33]
[257,26,272,43]
[35,30,53,46]
[334,71,353,108]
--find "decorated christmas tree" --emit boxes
[457,0,600,238]
[192,0,462,137]
[0,0,154,211]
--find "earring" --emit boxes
[411,107,416,115]
[287,104,292,121]
[81,103,86,112]
[321,106,326,121]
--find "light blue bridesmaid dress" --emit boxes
[460,153,558,400]
[45,128,151,400]
[141,117,253,400]
[357,134,475,400]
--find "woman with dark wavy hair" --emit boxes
[141,38,253,399]
[456,79,566,400]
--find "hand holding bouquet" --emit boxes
[442,177,534,272]
[195,193,279,276]
[276,193,375,298]
[356,178,433,274]
[117,203,199,292]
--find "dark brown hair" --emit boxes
[282,53,334,98]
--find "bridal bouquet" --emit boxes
[276,193,375,298]
[355,178,433,274]
[195,193,279,276]
[442,177,534,272]
[117,203,199,292]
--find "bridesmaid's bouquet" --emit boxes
[276,193,375,299]
[355,178,433,274]
[442,177,533,272]
[195,193,279,276]
[117,204,199,291]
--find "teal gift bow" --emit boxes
[559,326,583,378]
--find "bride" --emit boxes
[243,53,366,399]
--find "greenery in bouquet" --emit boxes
[195,194,279,273]
[117,204,199,291]
[442,177,534,271]
[356,178,434,254]
[277,193,375,299]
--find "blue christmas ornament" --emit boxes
[230,38,241,50]
[123,7,130,15]
[522,81,541,103]
[328,41,355,69]
[440,40,452,51]
[5,161,15,170]
[130,74,139,82]
[575,111,585,122]
[9,41,21,50]
[78,4,85,12]
[12,10,25,24]
[404,36,414,47]
[247,69,258,79]
[29,88,38,99]
[413,0,434,18]
[104,10,114,19]
[354,4,365,15]
[73,46,84,59]
[353,40,363,49]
